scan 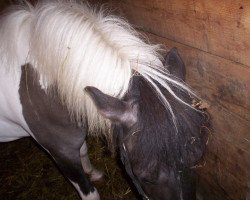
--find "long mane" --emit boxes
[0,0,195,137]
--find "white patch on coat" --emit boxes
[0,2,33,142]
[0,66,32,142]
[71,181,100,200]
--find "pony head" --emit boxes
[86,48,209,200]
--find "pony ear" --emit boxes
[164,47,186,81]
[84,86,137,126]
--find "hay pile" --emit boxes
[0,137,137,200]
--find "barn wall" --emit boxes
[91,0,250,199]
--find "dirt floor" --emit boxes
[0,137,138,200]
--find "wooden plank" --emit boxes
[197,178,233,200]
[205,135,250,183]
[111,0,250,67]
[195,136,249,200]
[198,164,247,200]
[209,104,250,152]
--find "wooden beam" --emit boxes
[115,0,250,67]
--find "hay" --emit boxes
[0,137,137,200]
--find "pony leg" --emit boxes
[48,144,100,200]
[19,64,100,199]
[80,141,104,181]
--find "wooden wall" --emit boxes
[0,0,248,199]
[92,0,250,199]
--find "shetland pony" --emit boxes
[0,1,208,200]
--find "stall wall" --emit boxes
[91,0,250,199]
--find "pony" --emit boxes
[0,1,209,200]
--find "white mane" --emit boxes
[0,1,194,137]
